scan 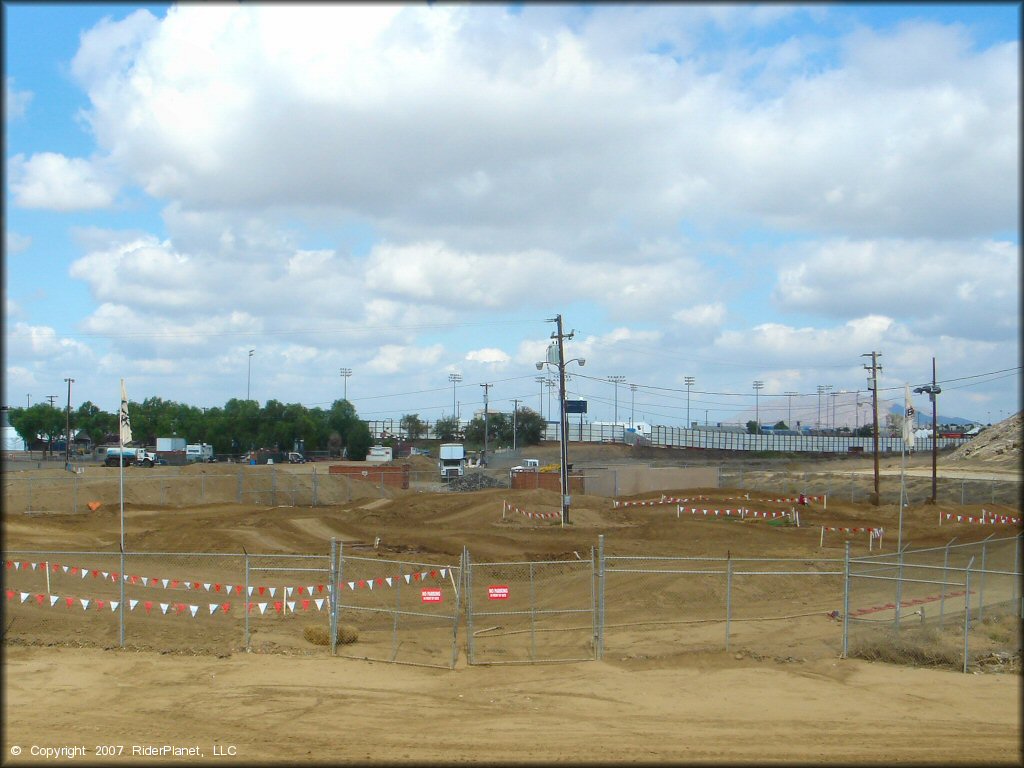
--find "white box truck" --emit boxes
[438,443,466,480]
[185,443,214,463]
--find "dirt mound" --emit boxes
[948,412,1021,463]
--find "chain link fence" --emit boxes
[5,535,1020,672]
[844,535,1022,672]
[464,551,597,664]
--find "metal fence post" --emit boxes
[329,538,338,656]
[894,544,905,632]
[244,551,251,651]
[960,480,965,506]
[391,561,401,661]
[272,466,277,506]
[1015,533,1022,618]
[201,472,205,502]
[597,534,605,660]
[312,465,318,507]
[963,556,975,674]
[464,547,474,664]
[237,468,243,504]
[939,538,955,628]
[529,561,536,661]
[589,545,597,660]
[725,555,733,652]
[978,535,992,623]
[119,547,126,648]
[842,541,850,658]
[160,478,166,506]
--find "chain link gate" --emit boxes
[463,548,597,664]
[332,545,462,668]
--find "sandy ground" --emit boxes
[3,448,1021,765]
[3,645,1020,765]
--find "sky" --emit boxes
[3,3,1020,432]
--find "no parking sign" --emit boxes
[487,585,509,600]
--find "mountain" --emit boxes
[887,405,980,426]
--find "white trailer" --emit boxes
[185,443,214,463]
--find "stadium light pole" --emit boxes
[247,349,255,401]
[608,375,626,425]
[752,380,764,431]
[63,378,74,470]
[535,376,546,422]
[914,357,941,505]
[785,392,798,430]
[449,373,462,420]
[684,377,695,427]
[340,368,352,402]
[629,384,637,429]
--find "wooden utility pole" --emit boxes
[862,352,882,505]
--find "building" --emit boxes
[1,407,27,452]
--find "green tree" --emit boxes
[10,404,65,456]
[511,407,545,446]
[345,420,373,461]
[400,413,425,439]
[774,420,788,431]
[746,420,761,435]
[433,415,462,441]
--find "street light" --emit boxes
[537,314,584,527]
[340,368,352,401]
[247,349,255,401]
[608,375,626,425]
[752,381,764,431]
[684,376,695,427]
[914,357,941,504]
[448,373,462,420]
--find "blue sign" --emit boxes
[565,400,588,414]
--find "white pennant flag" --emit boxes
[102,571,109,580]
[140,577,149,586]
[314,598,325,611]
[81,569,88,579]
[285,587,293,597]
[110,601,119,612]
[62,565,69,574]
[20,592,29,603]
[49,595,60,607]
[129,599,139,611]
[258,603,268,615]
[162,579,170,589]
[203,582,212,592]
[30,562,38,571]
[268,587,277,598]
[119,378,133,445]
[225,585,234,595]
[247,586,254,596]
[441,569,447,578]
[80,599,90,611]
[209,604,219,615]
[404,574,411,584]
[287,601,296,613]
[160,603,170,614]
[307,585,314,595]
[189,605,199,618]
[385,577,393,587]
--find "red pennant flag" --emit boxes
[112,572,120,581]
[70,567,79,574]
[273,601,283,613]
[52,563,59,572]
[247,602,255,613]
[171,580,180,588]
[193,582,201,590]
[235,585,243,595]
[130,575,139,584]
[376,578,383,586]
[92,570,99,578]
[358,580,366,589]
[301,599,310,610]
[97,600,105,610]
[315,584,323,593]
[66,597,74,608]
[258,586,266,596]
[144,601,153,614]
[297,586,306,594]
[214,583,222,592]
[36,594,45,605]
[221,603,231,613]
[176,603,186,614]
[5,561,12,569]
[430,570,438,579]
[413,572,421,581]
[5,590,13,600]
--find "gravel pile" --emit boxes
[948,412,1021,463]
[447,472,509,492]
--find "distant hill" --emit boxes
[887,405,979,426]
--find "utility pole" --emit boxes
[914,358,941,504]
[64,378,74,469]
[629,384,637,429]
[785,392,798,429]
[535,376,546,422]
[863,351,882,505]
[548,315,574,527]
[512,398,520,452]
[480,383,491,465]
[752,381,764,431]
[449,373,462,420]
[46,395,58,407]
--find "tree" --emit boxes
[433,415,462,441]
[400,413,425,439]
[512,407,545,446]
[774,420,788,431]
[10,404,65,456]
[746,420,761,435]
[345,420,373,461]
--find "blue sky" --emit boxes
[4,3,1020,430]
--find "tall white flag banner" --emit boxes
[903,384,916,451]
[119,379,132,445]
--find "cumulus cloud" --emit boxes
[5,231,32,254]
[5,77,32,119]
[9,153,118,210]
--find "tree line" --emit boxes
[7,399,547,460]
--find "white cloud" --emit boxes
[5,77,32,119]
[465,348,511,366]
[5,231,32,254]
[366,344,444,375]
[9,153,118,210]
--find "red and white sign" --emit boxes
[487,585,509,600]
[421,588,443,603]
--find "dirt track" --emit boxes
[3,449,1021,764]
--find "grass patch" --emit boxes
[850,627,961,669]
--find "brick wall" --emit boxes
[328,463,410,489]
